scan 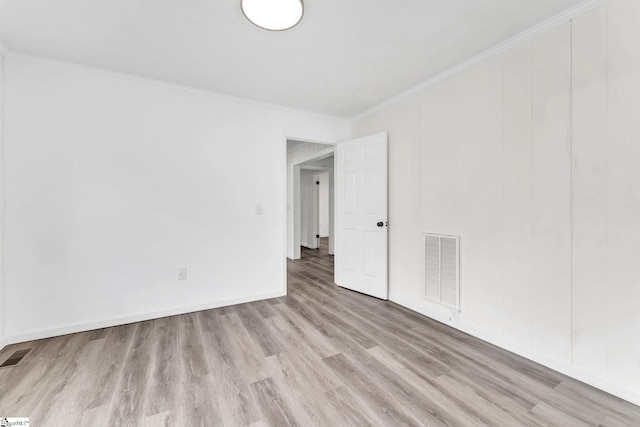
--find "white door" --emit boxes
[335,132,388,300]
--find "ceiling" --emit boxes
[0,0,585,117]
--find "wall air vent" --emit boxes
[424,233,460,310]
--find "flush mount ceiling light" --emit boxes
[241,0,304,31]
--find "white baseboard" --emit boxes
[391,296,640,407]
[5,290,285,346]
[5,290,638,406]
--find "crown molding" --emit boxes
[9,51,349,124]
[351,0,607,122]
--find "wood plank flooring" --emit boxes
[1,239,640,426]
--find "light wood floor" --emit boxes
[1,240,640,426]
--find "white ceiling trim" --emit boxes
[6,50,349,124]
[284,134,338,147]
[351,0,607,122]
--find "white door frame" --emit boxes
[292,146,335,259]
[283,135,336,295]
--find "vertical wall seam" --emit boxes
[604,0,610,379]
[530,41,535,351]
[0,54,4,341]
[501,55,506,338]
[569,18,575,366]
[529,41,535,350]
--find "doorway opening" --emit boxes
[332,132,389,299]
[315,170,330,253]
[286,139,335,260]
[299,162,333,259]
[285,138,335,292]
[284,131,388,300]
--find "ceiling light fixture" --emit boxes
[241,0,304,31]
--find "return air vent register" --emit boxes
[424,233,460,310]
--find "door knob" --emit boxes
[377,221,384,227]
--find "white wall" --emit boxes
[317,171,330,237]
[353,0,640,404]
[2,54,349,342]
[572,0,640,392]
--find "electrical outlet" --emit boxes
[450,310,459,322]
[178,267,187,280]
[256,204,263,215]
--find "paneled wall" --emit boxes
[572,0,640,390]
[0,52,4,345]
[353,0,640,402]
